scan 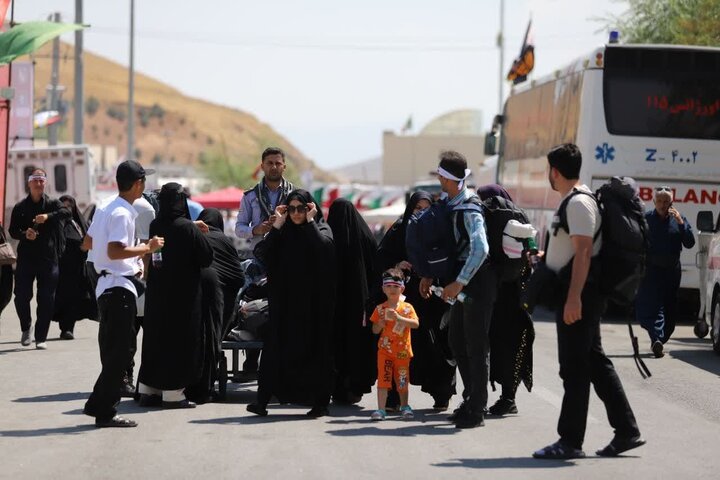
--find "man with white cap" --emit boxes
[420,150,496,429]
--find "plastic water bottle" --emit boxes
[430,285,466,305]
[152,248,163,268]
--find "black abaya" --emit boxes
[327,198,378,401]
[253,190,336,408]
[139,183,214,391]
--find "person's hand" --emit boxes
[442,281,463,302]
[148,236,164,253]
[385,308,398,322]
[419,277,433,299]
[34,214,49,225]
[306,202,317,222]
[25,228,38,241]
[669,207,683,225]
[563,294,582,325]
[395,260,412,271]
[272,205,288,229]
[194,220,209,233]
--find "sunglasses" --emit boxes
[287,204,308,214]
[655,186,672,193]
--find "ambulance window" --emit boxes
[54,165,68,192]
[23,166,37,194]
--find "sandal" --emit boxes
[596,436,646,457]
[533,441,586,459]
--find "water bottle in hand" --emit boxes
[152,248,163,268]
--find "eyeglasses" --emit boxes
[287,205,308,214]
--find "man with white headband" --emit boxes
[419,150,496,429]
[9,168,70,349]
[635,186,695,358]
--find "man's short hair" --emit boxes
[261,147,285,162]
[118,178,139,193]
[547,143,582,180]
[438,150,468,179]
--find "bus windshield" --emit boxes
[603,46,720,140]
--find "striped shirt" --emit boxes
[448,189,489,285]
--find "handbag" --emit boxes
[0,228,17,266]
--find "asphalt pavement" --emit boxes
[1,304,719,479]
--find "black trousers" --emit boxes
[447,264,498,415]
[13,257,59,342]
[84,287,137,420]
[555,282,640,449]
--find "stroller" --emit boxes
[217,259,268,400]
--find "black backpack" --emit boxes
[554,177,648,306]
[481,195,533,282]
[405,197,483,282]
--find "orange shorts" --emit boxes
[377,351,411,392]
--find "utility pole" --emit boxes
[127,0,135,160]
[73,0,83,145]
[497,0,505,114]
[48,12,61,146]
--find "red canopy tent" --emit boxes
[193,187,244,210]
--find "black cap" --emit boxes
[116,160,155,184]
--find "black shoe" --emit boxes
[162,399,196,409]
[652,340,664,358]
[120,382,136,398]
[138,394,162,407]
[488,397,518,416]
[306,406,329,418]
[447,401,468,422]
[60,331,75,340]
[454,410,485,429]
[533,440,586,459]
[247,403,268,417]
[432,397,450,411]
[95,415,138,428]
[596,436,646,457]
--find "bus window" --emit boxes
[54,164,68,193]
[603,47,720,140]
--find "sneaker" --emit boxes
[21,331,32,346]
[36,342,48,350]
[370,409,386,421]
[60,331,75,340]
[400,405,414,419]
[447,401,468,422]
[488,397,518,416]
[533,440,586,459]
[651,340,664,358]
[454,410,485,429]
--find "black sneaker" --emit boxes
[247,403,268,417]
[447,401,468,422]
[60,331,75,340]
[454,410,485,429]
[488,397,518,416]
[651,340,664,358]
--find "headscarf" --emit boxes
[158,182,191,221]
[59,194,88,235]
[198,208,224,232]
[284,189,324,224]
[477,183,513,202]
[400,191,433,238]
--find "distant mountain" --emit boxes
[26,42,335,187]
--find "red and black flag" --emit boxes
[506,20,534,85]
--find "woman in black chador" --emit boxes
[52,195,97,338]
[186,208,245,403]
[248,189,336,418]
[376,191,456,410]
[326,198,378,404]
[138,183,214,407]
[477,184,534,416]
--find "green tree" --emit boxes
[199,148,255,189]
[85,96,100,116]
[608,0,720,46]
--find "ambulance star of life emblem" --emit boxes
[595,143,615,164]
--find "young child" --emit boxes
[369,268,420,420]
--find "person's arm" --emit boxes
[107,238,162,260]
[234,194,255,239]
[81,234,93,252]
[563,234,593,325]
[8,204,25,240]
[679,215,695,249]
[370,307,385,334]
[443,210,489,301]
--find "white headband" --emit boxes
[437,166,471,182]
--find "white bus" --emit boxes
[489,43,720,318]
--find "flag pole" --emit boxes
[497,0,504,114]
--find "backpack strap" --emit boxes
[552,189,600,242]
[452,196,483,256]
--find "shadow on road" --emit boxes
[0,425,96,437]
[14,392,90,403]
[325,422,458,437]
[669,349,720,377]
[190,414,309,425]
[432,457,578,469]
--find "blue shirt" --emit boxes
[234,180,288,245]
[448,188,489,285]
[645,209,695,267]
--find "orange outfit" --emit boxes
[370,301,418,392]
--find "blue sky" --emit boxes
[18,0,627,168]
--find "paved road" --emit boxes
[1,304,719,479]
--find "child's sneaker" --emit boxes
[370,409,386,421]
[400,405,414,419]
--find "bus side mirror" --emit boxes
[696,210,715,232]
[484,133,498,156]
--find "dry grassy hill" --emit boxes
[25,42,334,186]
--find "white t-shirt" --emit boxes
[87,196,141,298]
[133,196,156,241]
[546,185,602,273]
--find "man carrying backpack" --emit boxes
[533,143,644,459]
[419,150,497,429]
